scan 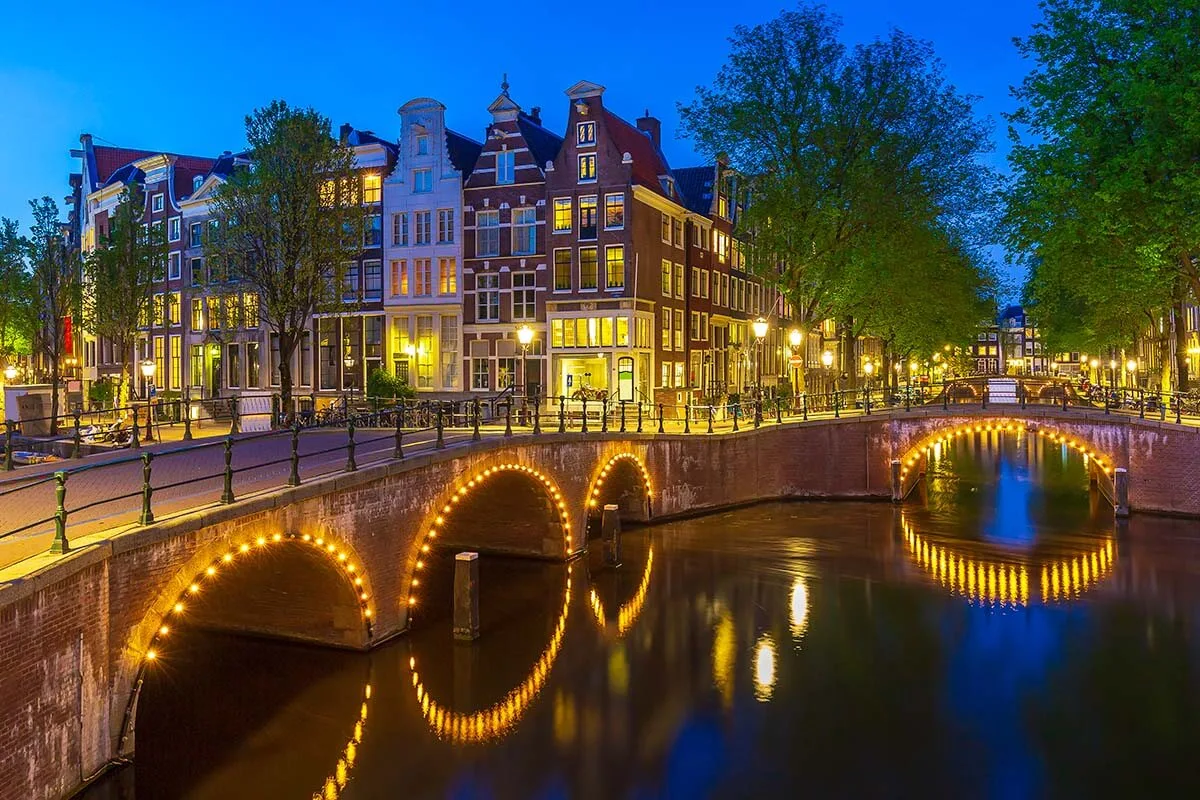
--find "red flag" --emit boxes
[63,315,73,353]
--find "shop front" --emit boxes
[547,311,653,408]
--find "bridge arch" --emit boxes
[404,462,573,619]
[407,564,573,743]
[585,452,653,532]
[588,546,654,638]
[118,530,376,753]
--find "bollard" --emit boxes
[435,404,445,448]
[533,397,542,435]
[890,459,902,503]
[183,389,193,441]
[50,470,70,554]
[834,391,840,419]
[3,420,13,471]
[864,388,871,416]
[732,404,740,432]
[472,398,482,442]
[601,399,608,433]
[346,416,358,472]
[1114,467,1130,518]
[941,387,947,411]
[504,401,513,437]
[1139,392,1145,419]
[288,424,302,485]
[707,405,714,434]
[683,404,691,434]
[394,412,405,458]
[601,504,622,567]
[139,452,155,525]
[131,406,141,449]
[581,397,589,434]
[229,396,240,435]
[1104,391,1111,414]
[1176,395,1182,425]
[1063,388,1069,412]
[221,436,235,504]
[754,399,762,429]
[636,402,643,433]
[558,395,566,434]
[982,388,988,410]
[802,393,808,421]
[657,404,664,434]
[776,398,783,424]
[72,411,82,459]
[453,552,481,642]
[620,401,627,433]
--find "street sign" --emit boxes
[789,355,804,367]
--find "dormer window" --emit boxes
[192,175,203,193]
[151,193,164,213]
[416,134,429,156]
[577,121,596,147]
[578,154,597,183]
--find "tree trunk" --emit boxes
[1173,296,1190,392]
[1157,333,1171,393]
[49,355,60,436]
[841,319,858,391]
[277,329,299,425]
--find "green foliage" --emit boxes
[366,368,416,401]
[88,376,115,408]
[25,197,80,429]
[0,217,34,358]
[207,100,367,409]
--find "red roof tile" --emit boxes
[602,110,675,201]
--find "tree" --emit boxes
[82,185,166,406]
[0,218,35,363]
[679,4,1000,392]
[1007,0,1200,390]
[25,198,80,433]
[206,100,365,417]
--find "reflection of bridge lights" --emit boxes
[138,532,373,665]
[753,634,777,702]
[898,421,1112,482]
[409,463,573,616]
[712,611,735,708]
[901,517,1115,607]
[313,679,372,800]
[408,565,572,744]
[588,548,654,636]
[790,578,809,641]
[589,452,653,508]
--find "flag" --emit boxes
[63,315,73,353]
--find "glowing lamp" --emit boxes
[140,359,156,380]
[3,365,16,382]
[788,328,802,348]
[821,350,834,368]
[1126,359,1137,372]
[517,324,534,347]
[752,317,769,340]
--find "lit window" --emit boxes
[554,249,572,291]
[661,213,671,243]
[363,173,382,204]
[661,259,672,296]
[579,247,598,290]
[662,308,672,350]
[674,309,684,351]
[578,154,596,182]
[476,210,500,257]
[553,198,572,233]
[605,245,625,289]
[414,259,432,296]
[390,260,408,296]
[496,150,515,184]
[579,196,598,240]
[438,257,457,295]
[414,169,433,193]
[577,121,596,146]
[604,194,624,229]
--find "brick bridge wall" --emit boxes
[3,407,1199,798]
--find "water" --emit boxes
[86,430,1200,799]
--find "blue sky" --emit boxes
[0,0,1041,286]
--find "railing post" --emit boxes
[1139,390,1145,419]
[72,411,82,459]
[636,402,643,433]
[754,399,762,428]
[139,452,154,525]
[1104,391,1111,414]
[393,408,405,458]
[472,398,482,442]
[287,423,301,485]
[619,401,627,433]
[3,420,13,471]
[802,393,808,421]
[50,470,69,554]
[533,397,542,435]
[1062,386,1069,412]
[1176,393,1182,425]
[558,395,566,434]
[683,403,691,434]
[229,396,240,435]
[131,405,141,449]
[707,404,714,434]
[504,400,513,437]
[775,397,783,424]
[182,388,193,441]
[346,415,358,472]
[732,404,740,432]
[940,386,946,411]
[220,436,235,504]
[436,403,445,449]
[864,387,871,416]
[581,397,589,434]
[657,403,664,434]
[601,399,609,433]
[982,387,988,410]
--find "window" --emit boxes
[190,345,204,388]
[604,193,624,229]
[243,292,258,327]
[364,316,383,378]
[673,264,684,299]
[496,150,515,184]
[674,361,684,388]
[414,259,432,296]
[152,193,164,213]
[498,357,517,388]
[513,272,535,320]
[440,316,459,387]
[661,213,671,243]
[392,213,408,246]
[227,343,241,388]
[414,168,433,193]
[192,175,203,193]
[168,252,181,281]
[169,335,181,390]
[438,257,457,294]
[578,153,596,182]
[247,341,261,387]
[692,267,701,297]
[300,331,312,386]
[416,133,429,155]
[190,298,203,332]
[579,196,598,240]
[674,309,684,350]
[553,198,572,233]
[701,270,710,299]
[605,245,625,289]
[716,231,729,263]
[390,260,408,297]
[661,259,672,295]
[364,260,383,301]
[363,173,381,204]
[472,358,490,390]
[319,318,337,390]
[414,211,431,245]
[673,218,684,248]
[661,308,672,350]
[343,262,359,301]
[416,315,435,387]
[476,210,500,256]
[577,121,596,146]
[691,311,700,340]
[477,273,500,321]
[167,217,180,242]
[364,213,382,247]
[554,249,572,291]
[437,209,454,244]
[579,247,598,290]
[661,361,672,388]
[189,222,202,247]
[168,292,181,326]
[512,207,536,254]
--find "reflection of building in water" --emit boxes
[313,677,372,800]
[589,548,654,636]
[408,566,572,744]
[901,517,1115,606]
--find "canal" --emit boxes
[85,429,1200,798]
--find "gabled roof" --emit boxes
[93,146,156,188]
[673,165,717,215]
[517,112,564,169]
[602,109,680,203]
[446,129,483,178]
[345,127,398,157]
[102,163,146,189]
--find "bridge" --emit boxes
[3,401,1200,798]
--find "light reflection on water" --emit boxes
[86,433,1200,799]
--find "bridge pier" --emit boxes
[1114,467,1130,518]
[453,552,480,641]
[602,504,622,567]
[890,459,902,502]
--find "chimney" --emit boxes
[636,109,661,149]
[529,107,542,125]
[339,123,353,142]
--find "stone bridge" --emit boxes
[4,405,1200,798]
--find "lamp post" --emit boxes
[863,360,874,409]
[517,324,534,398]
[3,364,16,383]
[1108,359,1117,391]
[752,317,769,424]
[344,352,356,404]
[788,328,802,396]
[1089,358,1099,387]
[1126,358,1138,390]
[140,359,156,443]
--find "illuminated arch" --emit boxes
[408,565,572,744]
[900,516,1116,606]
[404,462,573,618]
[119,532,375,753]
[897,420,1115,484]
[586,452,653,511]
[588,547,654,637]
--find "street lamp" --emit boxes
[1109,359,1118,391]
[517,324,535,398]
[1126,358,1138,390]
[787,329,802,395]
[140,359,156,442]
[752,317,768,423]
[3,364,16,383]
